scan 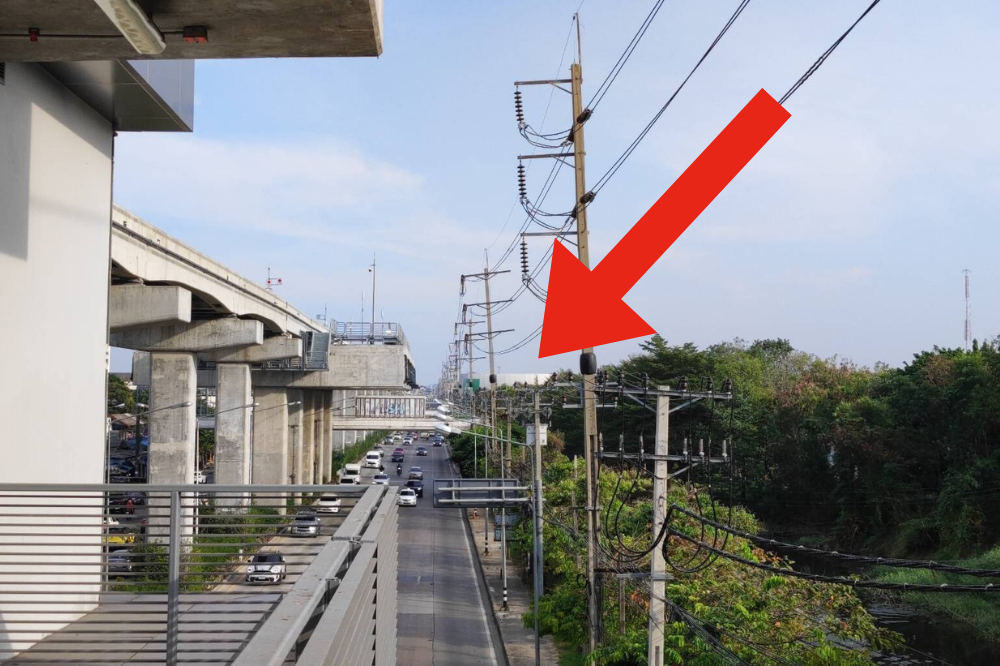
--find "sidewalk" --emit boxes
[468,513,561,666]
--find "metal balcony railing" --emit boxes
[0,483,396,666]
[330,322,406,347]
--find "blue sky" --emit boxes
[112,0,1000,382]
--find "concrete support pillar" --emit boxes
[148,352,197,541]
[215,364,252,503]
[301,391,316,484]
[149,353,197,485]
[347,390,359,446]
[320,391,333,483]
[251,388,289,505]
[332,389,346,468]
[287,389,304,487]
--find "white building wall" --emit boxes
[0,62,113,484]
[0,62,114,657]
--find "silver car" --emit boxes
[289,512,321,537]
[107,549,132,577]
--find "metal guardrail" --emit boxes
[233,485,397,666]
[0,483,393,666]
[431,478,529,509]
[330,322,406,348]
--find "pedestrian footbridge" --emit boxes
[329,395,472,433]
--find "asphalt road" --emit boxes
[394,436,498,666]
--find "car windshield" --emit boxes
[294,515,316,523]
[252,553,281,563]
[320,495,338,502]
[400,489,415,496]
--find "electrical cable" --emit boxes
[586,0,667,113]
[663,598,753,666]
[670,531,1000,593]
[589,0,754,197]
[778,0,883,105]
[488,11,578,254]
[670,503,1000,579]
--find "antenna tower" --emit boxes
[964,269,972,351]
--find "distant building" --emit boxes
[459,372,551,388]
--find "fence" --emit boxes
[0,483,396,666]
[330,322,406,348]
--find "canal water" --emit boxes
[786,550,1000,665]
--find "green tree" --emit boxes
[107,373,135,413]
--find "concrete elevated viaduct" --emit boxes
[112,206,418,492]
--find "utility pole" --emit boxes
[648,388,669,666]
[570,40,602,653]
[532,384,545,666]
[460,265,512,558]
[513,16,599,647]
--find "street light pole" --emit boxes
[369,254,376,344]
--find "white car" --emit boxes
[372,473,390,485]
[398,488,417,506]
[364,451,382,468]
[315,494,341,513]
[245,552,286,584]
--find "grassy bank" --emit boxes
[330,431,388,481]
[876,545,1000,641]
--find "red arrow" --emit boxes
[538,89,791,358]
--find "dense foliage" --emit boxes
[448,427,900,665]
[547,335,1000,558]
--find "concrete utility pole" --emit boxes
[532,384,545,666]
[648,389,670,666]
[570,49,602,653]
[459,265,512,557]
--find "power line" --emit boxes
[669,531,1000,593]
[671,503,1000,578]
[489,12,578,256]
[586,0,667,113]
[590,0,754,197]
[778,0,883,105]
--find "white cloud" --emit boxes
[112,134,488,262]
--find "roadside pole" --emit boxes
[532,385,545,666]
[648,389,670,666]
[570,54,601,652]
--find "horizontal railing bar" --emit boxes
[0,484,369,492]
[4,611,271,617]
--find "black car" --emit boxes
[416,446,428,456]
[432,440,442,447]
[390,452,405,463]
[405,480,424,498]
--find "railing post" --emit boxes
[167,489,181,666]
